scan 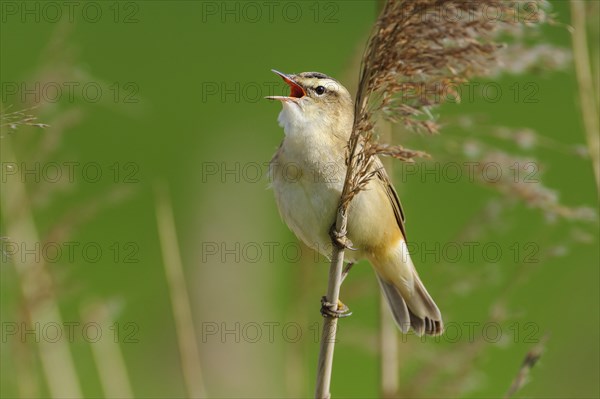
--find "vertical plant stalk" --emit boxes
[373,2,400,391]
[378,121,399,398]
[315,211,349,399]
[380,289,399,398]
[570,0,600,195]
[1,139,82,399]
[154,182,207,398]
[80,302,134,399]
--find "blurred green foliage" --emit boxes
[1,1,598,398]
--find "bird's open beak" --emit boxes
[265,69,306,102]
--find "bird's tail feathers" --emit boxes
[374,241,443,336]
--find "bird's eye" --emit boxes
[315,86,326,95]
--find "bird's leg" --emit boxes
[329,222,355,251]
[323,224,356,318]
[321,262,355,318]
[320,296,352,318]
[341,262,355,284]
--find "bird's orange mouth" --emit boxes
[283,76,306,98]
[265,69,306,101]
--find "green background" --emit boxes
[1,1,598,398]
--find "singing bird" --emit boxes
[267,70,443,336]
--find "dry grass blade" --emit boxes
[370,143,430,161]
[80,302,134,399]
[504,335,549,398]
[154,182,207,398]
[0,106,50,136]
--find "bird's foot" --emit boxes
[329,224,355,250]
[320,296,352,318]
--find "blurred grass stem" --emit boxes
[571,0,600,195]
[154,182,206,398]
[1,138,82,398]
[80,302,134,399]
[378,121,399,398]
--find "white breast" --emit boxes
[270,112,346,258]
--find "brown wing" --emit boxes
[373,158,408,241]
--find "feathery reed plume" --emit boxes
[315,1,550,397]
[0,106,49,135]
[346,0,550,208]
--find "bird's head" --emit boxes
[266,70,354,138]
